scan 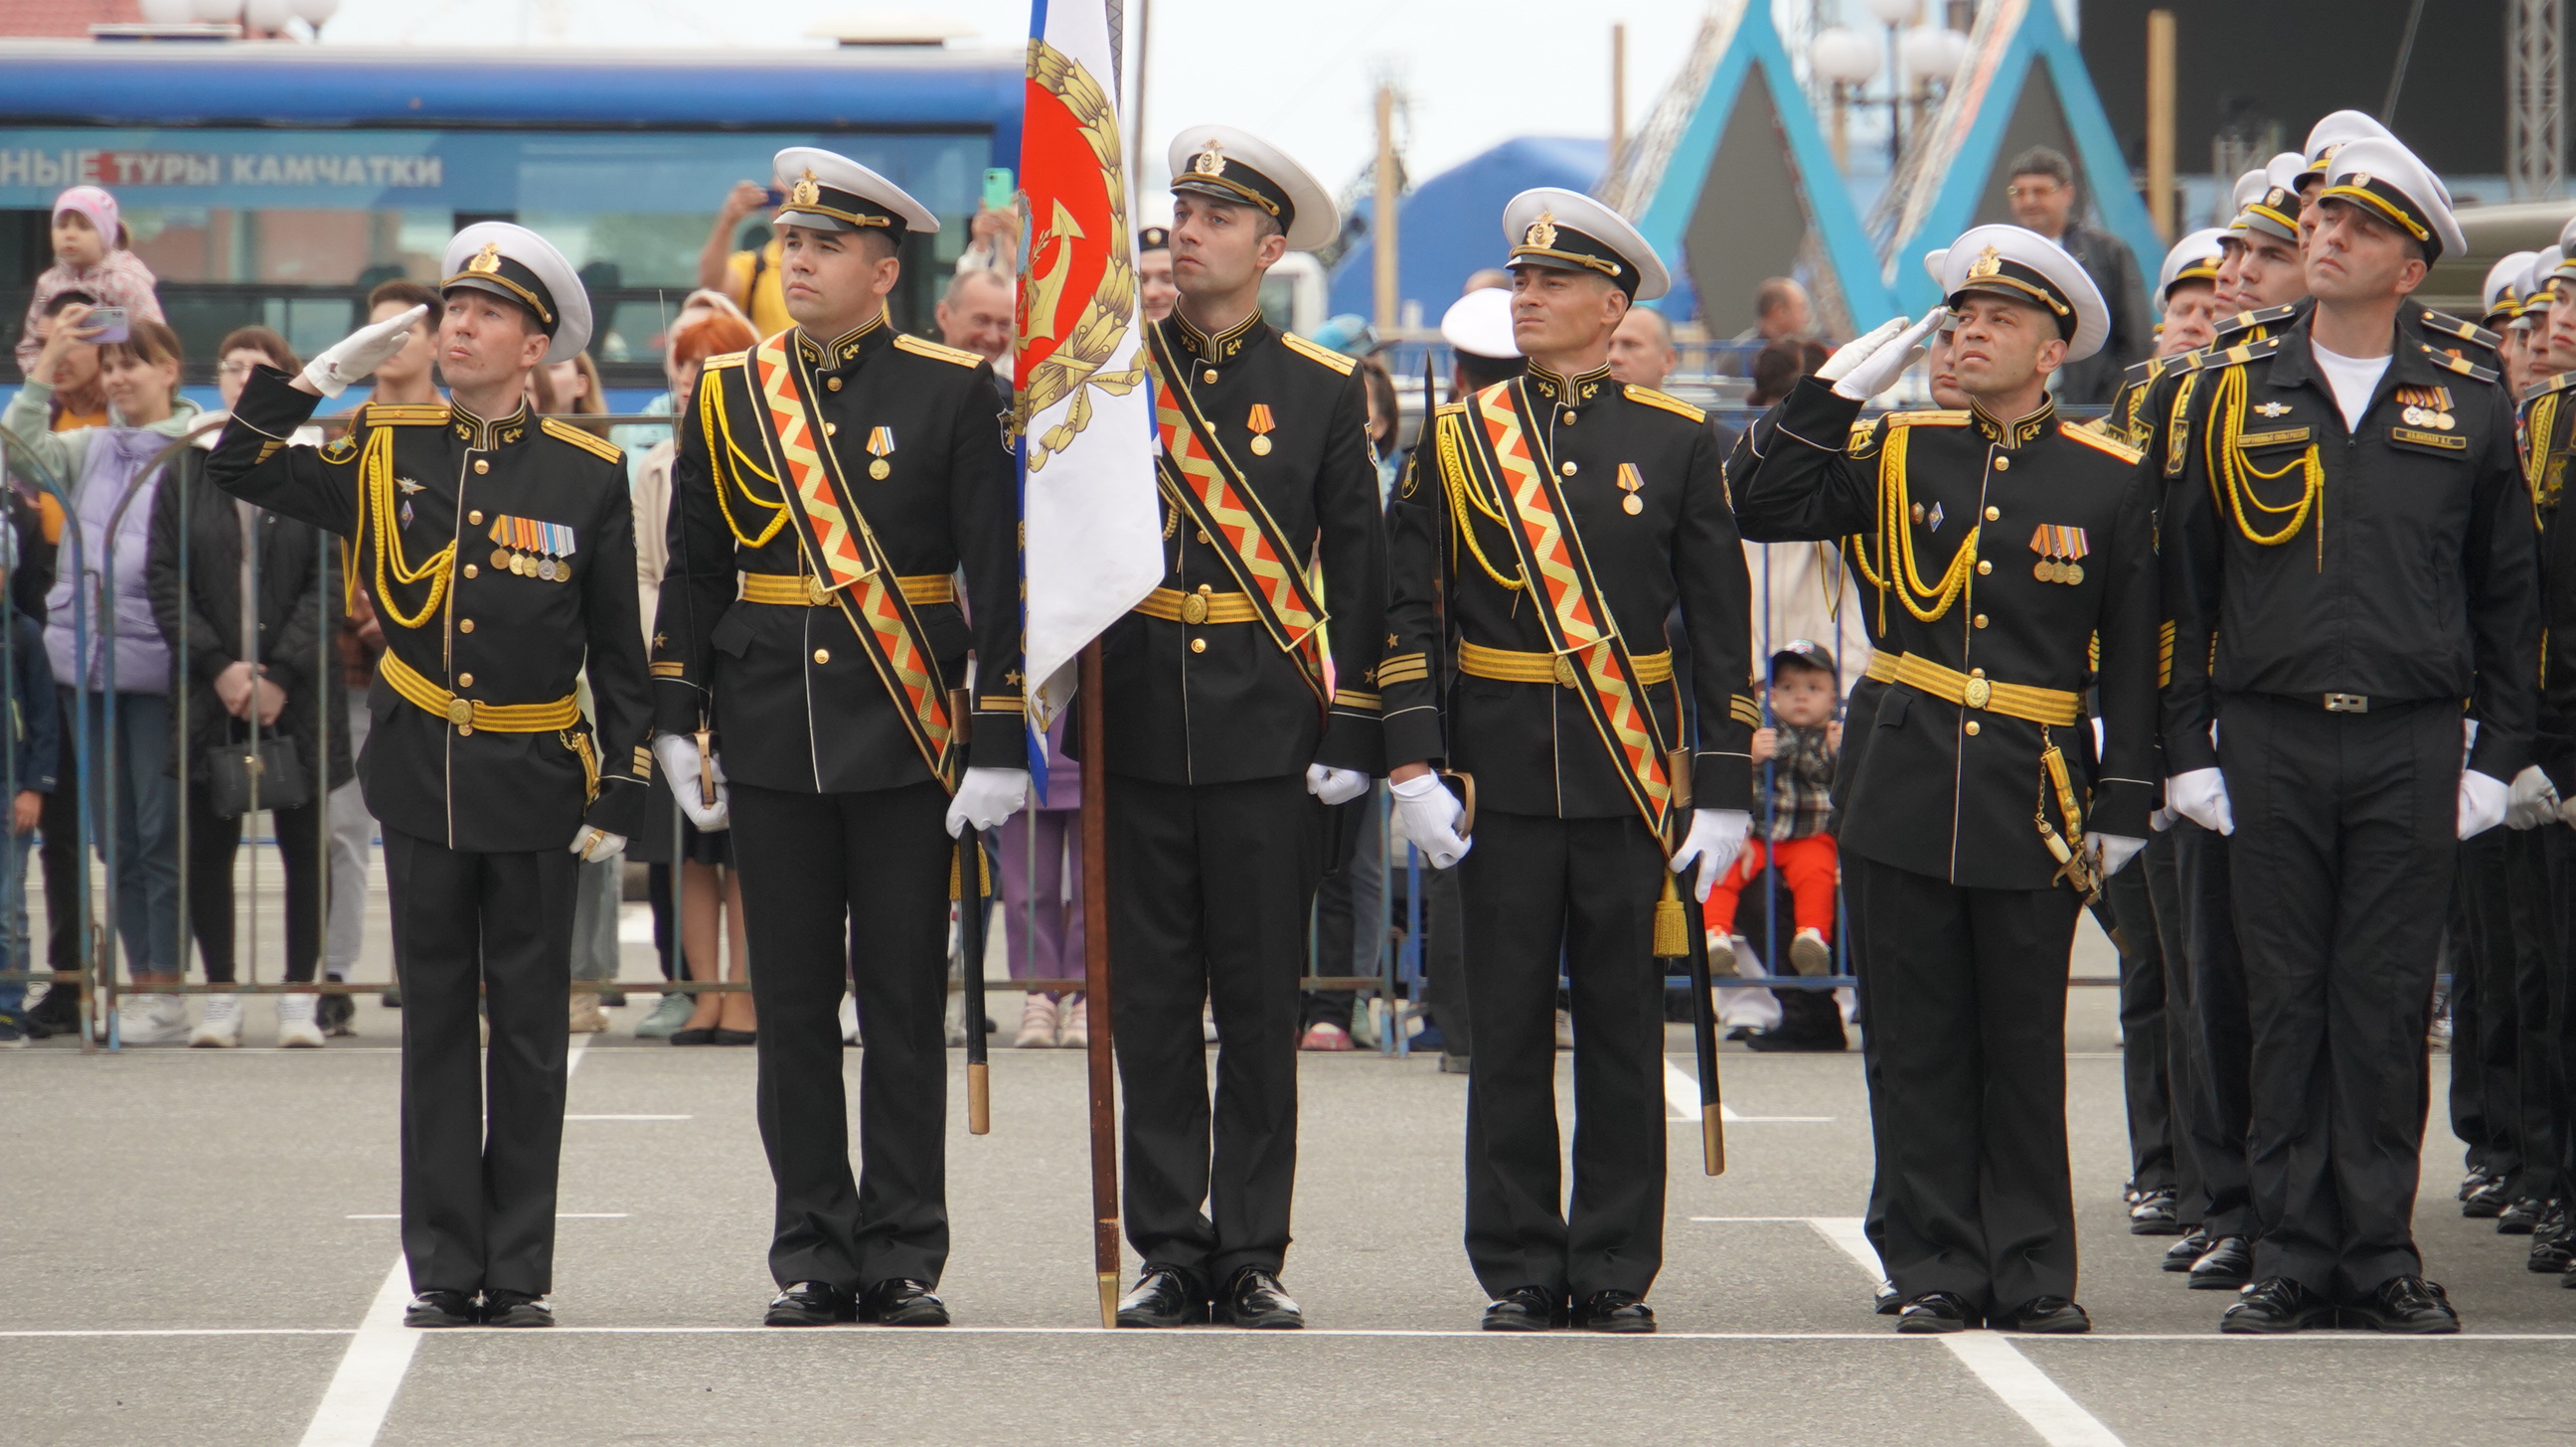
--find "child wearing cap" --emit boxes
[1706,642,1843,978]
[14,186,164,375]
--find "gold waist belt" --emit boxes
[1864,652,1897,684]
[738,570,955,608]
[1888,652,2082,727]
[381,650,581,735]
[1135,585,1262,625]
[1456,640,1675,688]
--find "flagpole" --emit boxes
[1079,638,1120,1328]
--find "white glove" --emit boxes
[2150,806,2176,833]
[1830,309,1948,402]
[1389,770,1471,869]
[2460,767,2510,840]
[301,303,427,398]
[568,826,624,861]
[652,732,729,832]
[1306,763,1370,807]
[1814,317,1909,385]
[2166,768,2233,836]
[1669,808,1753,903]
[2506,764,2559,830]
[946,766,1031,837]
[2093,833,2147,877]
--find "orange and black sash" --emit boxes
[1456,377,1678,838]
[1141,324,1331,716]
[747,329,957,789]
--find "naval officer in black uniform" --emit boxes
[1102,125,1385,1333]
[1385,189,1755,1334]
[1735,226,2161,1336]
[2164,138,2536,1335]
[207,224,654,1329]
[651,148,1027,1330]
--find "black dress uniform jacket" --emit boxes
[1384,365,1755,813]
[1735,378,2160,890]
[1097,310,1385,782]
[2522,372,2576,791]
[206,369,652,851]
[652,315,1025,786]
[2162,310,2539,783]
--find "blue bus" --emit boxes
[0,37,1022,397]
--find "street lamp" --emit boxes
[1812,12,1970,173]
[1810,26,1880,171]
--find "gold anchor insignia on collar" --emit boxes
[1967,245,2004,279]
[1193,139,1226,177]
[465,241,502,275]
[1525,211,1557,249]
[2254,401,2292,417]
[791,169,821,208]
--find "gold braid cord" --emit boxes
[355,426,454,630]
[2203,364,2323,548]
[1434,407,1527,591]
[1872,423,1978,623]
[2528,392,2563,513]
[704,367,791,550]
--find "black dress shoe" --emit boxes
[1995,1296,2090,1334]
[712,1028,757,1046]
[2163,1226,2211,1272]
[1572,1290,1656,1333]
[481,1289,554,1328]
[2127,1187,2181,1235]
[2354,1275,2458,1335]
[2187,1235,2253,1290]
[2498,1196,2547,1234]
[1482,1286,1565,1331]
[2464,1176,2513,1218]
[763,1281,853,1327]
[1218,1268,1303,1329]
[860,1277,950,1326]
[402,1290,477,1329]
[1115,1267,1206,1328]
[1895,1292,1978,1334]
[1873,1279,1901,1314]
[1743,1029,1846,1052]
[2220,1276,2336,1334]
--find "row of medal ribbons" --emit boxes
[489,515,575,580]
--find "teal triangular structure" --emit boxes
[1615,1,1892,333]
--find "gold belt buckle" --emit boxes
[1551,654,1579,689]
[1180,590,1210,625]
[2324,692,2369,713]
[1962,676,1993,710]
[444,698,475,728]
[804,574,831,606]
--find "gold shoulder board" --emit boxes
[700,349,750,373]
[1280,332,1358,375]
[1622,384,1704,423]
[892,333,985,368]
[2061,420,2144,463]
[2418,343,2500,386]
[2420,306,2500,352]
[541,416,626,464]
[361,403,450,426]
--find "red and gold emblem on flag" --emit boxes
[1020,38,1145,470]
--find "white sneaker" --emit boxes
[1707,934,1740,978]
[188,993,242,1048]
[275,993,325,1048]
[1058,993,1088,1049]
[1790,927,1833,977]
[1014,991,1057,1048]
[838,992,863,1046]
[119,994,190,1045]
[566,992,608,1034]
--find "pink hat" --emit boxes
[52,185,118,241]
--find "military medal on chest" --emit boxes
[2395,384,2455,431]
[2029,523,2089,584]
[1246,403,1276,456]
[1615,462,1645,515]
[866,425,896,479]
[489,515,574,581]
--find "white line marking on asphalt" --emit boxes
[564,1114,691,1121]
[297,1038,591,1447]
[15,1324,2572,1343]
[1807,1216,2126,1447]
[1661,1059,1834,1123]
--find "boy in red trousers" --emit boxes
[1707,641,1843,977]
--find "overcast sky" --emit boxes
[318,0,1724,198]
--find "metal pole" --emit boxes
[1078,639,1119,1328]
[2146,9,2176,241]
[1372,83,1400,337]
[1610,23,1627,176]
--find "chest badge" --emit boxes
[2029,523,2090,584]
[490,515,575,582]
[1615,462,1645,515]
[2254,402,2293,418]
[1924,502,1945,533]
[866,426,896,479]
[1246,403,1276,456]
[2396,385,2455,431]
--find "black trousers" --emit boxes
[1458,809,1669,1300]
[383,826,577,1297]
[185,782,326,984]
[2175,819,2255,1238]
[1107,772,1322,1293]
[37,721,80,975]
[1850,855,2080,1313]
[2105,841,2174,1194]
[2452,833,2522,1189]
[1304,790,1373,1033]
[2220,693,2454,1296]
[2505,827,2560,1202]
[2139,830,2206,1226]
[728,779,951,1291]
[2546,831,2576,1191]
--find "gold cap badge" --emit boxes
[1966,245,2004,279]
[1193,139,1226,177]
[1525,211,1557,250]
[465,241,502,275]
[791,169,821,208]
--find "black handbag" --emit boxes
[205,731,312,819]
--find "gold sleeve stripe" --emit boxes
[650,661,687,678]
[1281,331,1358,375]
[1375,653,1430,685]
[631,746,654,775]
[977,695,1025,711]
[1729,696,1763,727]
[1333,689,1381,711]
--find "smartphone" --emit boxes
[982,167,1015,213]
[761,186,785,208]
[84,306,128,344]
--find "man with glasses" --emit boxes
[2004,147,2150,404]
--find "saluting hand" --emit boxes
[298,304,428,399]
